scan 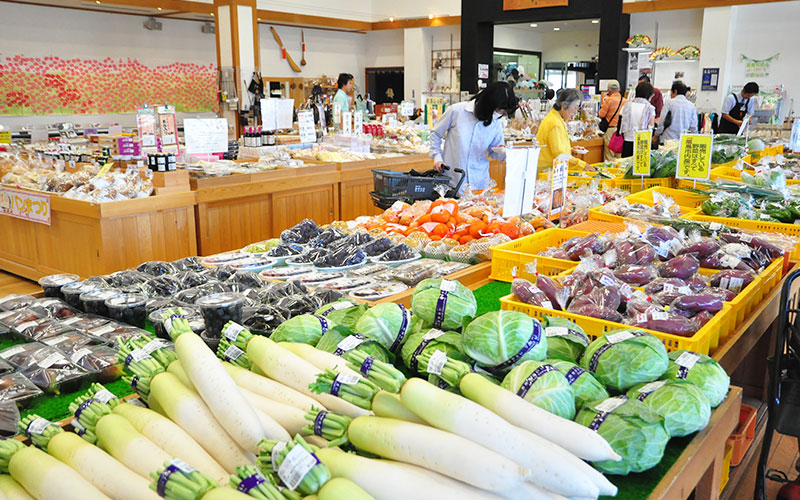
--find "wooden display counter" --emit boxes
[0,190,197,280]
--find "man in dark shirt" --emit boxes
[639,75,663,118]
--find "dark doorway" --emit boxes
[365,67,404,104]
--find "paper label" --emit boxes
[423,329,446,341]
[26,417,52,435]
[595,396,628,413]
[638,380,668,393]
[142,339,169,355]
[127,348,149,364]
[545,327,570,338]
[271,441,286,469]
[656,241,671,258]
[606,331,636,344]
[599,274,616,287]
[651,311,669,321]
[663,283,676,293]
[15,321,38,333]
[61,316,81,326]
[710,222,722,231]
[729,277,745,292]
[224,344,244,361]
[335,373,360,386]
[541,300,553,309]
[440,280,457,292]
[90,324,115,336]
[678,286,692,295]
[740,233,753,243]
[223,323,246,342]
[426,350,448,376]
[1,345,26,357]
[39,352,66,368]
[0,310,16,321]
[336,335,365,352]
[620,283,633,299]
[278,445,318,491]
[331,301,355,311]
[93,389,116,403]
[675,351,701,369]
[760,213,772,221]
[720,255,742,269]
[70,348,92,364]
[170,458,195,474]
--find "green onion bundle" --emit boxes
[308,369,380,410]
[116,339,164,376]
[19,415,62,449]
[149,459,218,500]
[229,465,286,500]
[0,440,24,473]
[415,350,472,388]
[255,435,329,496]
[343,350,406,393]
[216,339,252,369]
[302,408,351,448]
[68,393,112,443]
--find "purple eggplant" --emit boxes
[568,303,624,323]
[616,239,657,266]
[704,287,737,301]
[658,255,700,280]
[536,275,563,311]
[645,226,682,259]
[670,294,724,314]
[646,316,698,337]
[644,278,686,295]
[679,238,720,257]
[708,270,756,290]
[566,235,600,261]
[512,279,553,308]
[686,276,708,293]
[700,251,754,272]
[614,265,654,286]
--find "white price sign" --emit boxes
[183,118,228,155]
[298,110,317,144]
[400,101,414,117]
[342,111,352,135]
[353,111,363,135]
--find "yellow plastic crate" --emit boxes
[750,145,783,161]
[608,177,674,194]
[720,441,734,494]
[588,203,698,226]
[489,228,589,282]
[674,178,712,190]
[686,213,800,260]
[627,187,710,209]
[500,293,728,356]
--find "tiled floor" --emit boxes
[0,271,40,297]
[733,431,800,500]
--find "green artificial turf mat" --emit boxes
[21,378,134,423]
[470,280,693,500]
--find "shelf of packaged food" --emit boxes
[0,190,197,281]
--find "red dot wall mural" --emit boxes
[0,55,218,115]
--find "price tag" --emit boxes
[400,101,414,117]
[142,338,168,355]
[90,324,116,337]
[675,351,701,369]
[298,110,317,144]
[651,311,669,321]
[423,329,446,341]
[549,158,569,220]
[14,321,38,333]
[26,417,51,435]
[70,348,93,364]
[334,373,360,385]
[595,396,628,413]
[0,131,10,144]
[332,301,355,311]
[93,389,116,403]
[740,233,753,243]
[342,111,352,135]
[278,445,318,491]
[170,458,195,474]
[336,335,365,352]
[61,316,81,326]
[677,134,713,181]
[224,323,246,342]
[710,222,722,231]
[440,280,457,292]
[606,331,636,344]
[545,326,570,338]
[183,118,228,155]
[633,130,652,176]
[638,380,667,393]
[599,274,616,287]
[39,352,66,368]
[426,350,448,376]
[224,344,244,361]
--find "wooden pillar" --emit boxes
[214,0,260,136]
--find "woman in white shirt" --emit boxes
[619,81,656,158]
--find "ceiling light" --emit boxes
[210,12,214,16]
[553,27,560,31]
[591,19,599,24]
[157,7,162,11]
[95,1,100,3]
[428,14,434,19]
[389,16,394,22]
[530,23,538,27]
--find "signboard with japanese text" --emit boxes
[354,111,364,135]
[677,134,713,181]
[0,188,50,225]
[298,110,317,144]
[0,131,10,144]
[549,158,569,220]
[342,111,352,135]
[633,130,652,176]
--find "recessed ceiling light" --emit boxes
[591,19,600,24]
[530,23,538,27]
[428,14,434,19]
[389,17,394,22]
[553,27,560,31]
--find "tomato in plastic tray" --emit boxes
[0,343,89,395]
[0,373,44,409]
[38,274,80,299]
[242,306,286,336]
[195,292,245,338]
[171,256,204,272]
[79,289,123,317]
[0,295,38,312]
[137,261,177,277]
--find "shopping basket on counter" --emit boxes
[756,269,800,499]
[370,165,466,209]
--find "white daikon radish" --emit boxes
[459,373,620,462]
[95,414,171,479]
[347,416,527,492]
[223,362,321,411]
[278,342,362,378]
[371,391,427,425]
[0,474,34,500]
[175,332,266,453]
[201,487,258,500]
[241,388,307,435]
[246,336,369,417]
[111,402,229,484]
[148,372,254,472]
[316,448,503,500]
[401,378,607,498]
[6,445,110,500]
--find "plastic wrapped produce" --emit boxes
[34,298,78,320]
[422,239,458,260]
[18,319,79,342]
[228,270,263,289]
[171,256,204,272]
[708,269,756,292]
[310,227,347,248]
[202,264,238,281]
[579,330,669,391]
[149,307,204,340]
[638,313,699,337]
[614,265,656,286]
[678,238,721,258]
[0,295,38,312]
[670,294,724,315]
[390,259,440,285]
[348,263,390,277]
[376,243,416,263]
[281,219,321,244]
[266,244,305,258]
[349,282,409,301]
[196,292,245,338]
[78,289,123,317]
[84,322,148,345]
[542,316,590,362]
[241,306,285,337]
[142,275,182,298]
[512,279,554,309]
[0,343,88,395]
[42,331,93,352]
[699,251,754,272]
[38,274,80,299]
[644,278,688,295]
[363,237,394,257]
[61,282,108,310]
[658,255,700,280]
[644,226,684,259]
[104,293,147,328]
[136,261,176,276]
[105,270,150,289]
[0,373,44,408]
[60,343,122,382]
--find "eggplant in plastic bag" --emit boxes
[536,275,564,311]
[658,255,700,280]
[614,265,656,286]
[671,294,724,315]
[678,238,720,258]
[644,226,683,259]
[644,278,687,295]
[709,269,756,292]
[512,279,554,308]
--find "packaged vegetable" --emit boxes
[550,359,609,410]
[501,360,576,419]
[626,380,711,437]
[579,330,669,391]
[662,350,730,407]
[542,317,590,362]
[461,311,547,374]
[354,303,416,354]
[400,328,467,374]
[315,300,368,330]
[271,314,336,346]
[411,278,477,330]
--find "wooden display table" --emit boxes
[0,190,197,280]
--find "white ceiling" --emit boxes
[503,19,601,33]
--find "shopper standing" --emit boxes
[718,81,759,134]
[598,80,626,162]
[619,82,656,158]
[333,73,354,112]
[429,81,518,195]
[639,75,663,118]
[537,88,595,172]
[656,81,698,143]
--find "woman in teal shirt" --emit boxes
[333,73,354,112]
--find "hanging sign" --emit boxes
[676,134,713,181]
[504,0,567,10]
[633,130,652,176]
[549,157,569,220]
[701,68,719,91]
[298,110,317,144]
[157,106,179,152]
[0,188,50,225]
[136,107,157,147]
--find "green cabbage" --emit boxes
[400,329,467,374]
[461,311,547,375]
[501,360,575,419]
[662,350,730,407]
[354,303,418,354]
[575,396,670,475]
[315,325,391,363]
[579,330,668,392]
[542,316,590,362]
[315,300,369,330]
[550,359,609,410]
[270,314,338,346]
[411,278,477,331]
[748,137,766,152]
[626,380,711,437]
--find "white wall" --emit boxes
[0,2,216,128]
[494,26,542,51]
[257,0,459,22]
[630,9,704,91]
[365,30,405,68]
[493,25,598,63]
[372,0,461,20]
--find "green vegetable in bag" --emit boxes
[542,316,590,362]
[550,359,609,410]
[626,379,711,437]
[579,330,668,392]
[501,360,576,419]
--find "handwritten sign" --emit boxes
[298,110,317,144]
[342,111,352,135]
[633,130,652,176]
[677,134,713,181]
[0,131,10,144]
[353,111,364,135]
[0,188,50,225]
[549,158,569,220]
[400,101,414,117]
[183,118,228,155]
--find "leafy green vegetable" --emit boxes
[315,326,391,363]
[315,300,369,330]
[626,380,711,437]
[575,396,670,475]
[501,360,576,419]
[542,316,589,362]
[270,314,337,346]
[550,359,609,410]
[411,278,477,331]
[662,350,730,407]
[354,303,417,353]
[400,329,467,374]
[579,330,669,392]
[461,311,547,375]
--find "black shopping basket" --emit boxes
[756,269,800,499]
[370,165,466,209]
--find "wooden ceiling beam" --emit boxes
[256,9,372,31]
[371,16,461,31]
[622,0,793,13]
[94,0,212,14]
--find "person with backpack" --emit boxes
[718,81,759,134]
[598,80,627,161]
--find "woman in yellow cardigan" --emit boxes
[537,88,594,172]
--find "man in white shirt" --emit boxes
[656,81,698,143]
[718,81,759,134]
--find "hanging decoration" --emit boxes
[649,47,676,61]
[676,45,701,60]
[0,55,216,116]
[626,34,653,48]
[739,53,780,79]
